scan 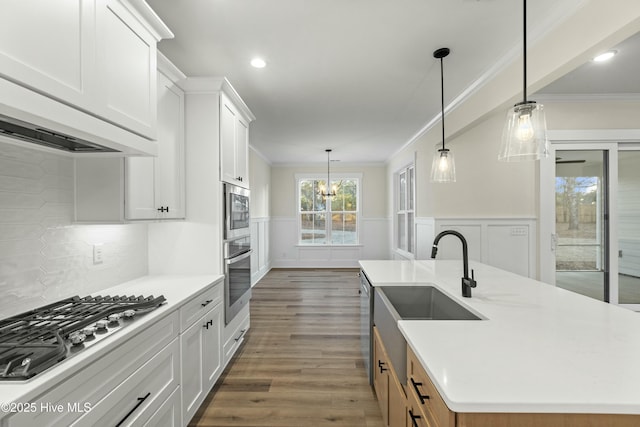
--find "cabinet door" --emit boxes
[235,116,250,187]
[143,387,181,427]
[220,94,238,184]
[125,71,185,220]
[203,303,223,390]
[155,71,185,219]
[96,0,157,138]
[389,372,407,427]
[0,0,97,109]
[373,327,390,426]
[180,314,206,424]
[125,156,157,219]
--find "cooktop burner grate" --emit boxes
[0,294,165,380]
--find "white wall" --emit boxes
[0,141,148,318]
[270,162,389,267]
[384,0,640,277]
[149,89,223,275]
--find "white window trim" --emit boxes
[394,163,415,257]
[295,172,362,246]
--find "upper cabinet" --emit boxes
[126,55,185,220]
[220,92,252,188]
[75,54,186,222]
[0,0,172,155]
[95,0,161,138]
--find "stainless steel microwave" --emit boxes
[224,183,250,239]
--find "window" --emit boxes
[396,165,415,254]
[298,175,360,245]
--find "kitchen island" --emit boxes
[359,259,640,425]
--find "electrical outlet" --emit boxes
[93,244,104,265]
[510,227,528,236]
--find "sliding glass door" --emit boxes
[541,139,640,309]
[618,150,640,304]
[554,150,609,301]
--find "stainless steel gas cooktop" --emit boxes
[0,294,166,381]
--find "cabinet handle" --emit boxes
[201,299,213,307]
[410,377,430,404]
[236,176,243,182]
[203,319,213,329]
[234,328,247,342]
[115,392,151,427]
[378,360,387,373]
[409,409,422,427]
[157,206,169,212]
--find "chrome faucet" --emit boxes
[430,230,477,298]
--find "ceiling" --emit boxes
[536,30,640,96]
[147,0,632,165]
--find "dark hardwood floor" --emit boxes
[189,268,383,427]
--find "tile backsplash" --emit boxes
[0,142,148,318]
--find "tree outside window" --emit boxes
[299,177,359,245]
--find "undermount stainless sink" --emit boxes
[378,285,482,321]
[373,285,482,385]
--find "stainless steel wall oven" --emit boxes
[224,235,252,324]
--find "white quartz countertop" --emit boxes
[359,259,640,414]
[0,274,223,408]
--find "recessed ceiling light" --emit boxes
[250,58,266,68]
[593,50,617,62]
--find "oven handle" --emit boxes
[226,249,252,264]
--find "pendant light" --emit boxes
[319,149,337,198]
[498,0,549,162]
[430,47,456,183]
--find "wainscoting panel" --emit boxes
[270,217,389,268]
[251,217,270,285]
[415,217,435,260]
[414,217,536,278]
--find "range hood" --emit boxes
[0,115,118,153]
[0,77,157,156]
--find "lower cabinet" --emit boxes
[143,386,181,427]
[406,346,455,427]
[73,338,181,426]
[180,284,224,425]
[373,326,407,427]
[223,305,250,366]
[6,312,180,427]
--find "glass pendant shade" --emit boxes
[499,101,549,161]
[430,147,456,183]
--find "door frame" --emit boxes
[540,129,640,308]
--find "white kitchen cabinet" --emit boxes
[6,312,180,427]
[220,91,252,188]
[180,284,223,425]
[0,0,96,109]
[0,0,171,140]
[223,304,250,366]
[72,338,180,427]
[143,387,181,427]
[75,56,186,222]
[126,63,185,220]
